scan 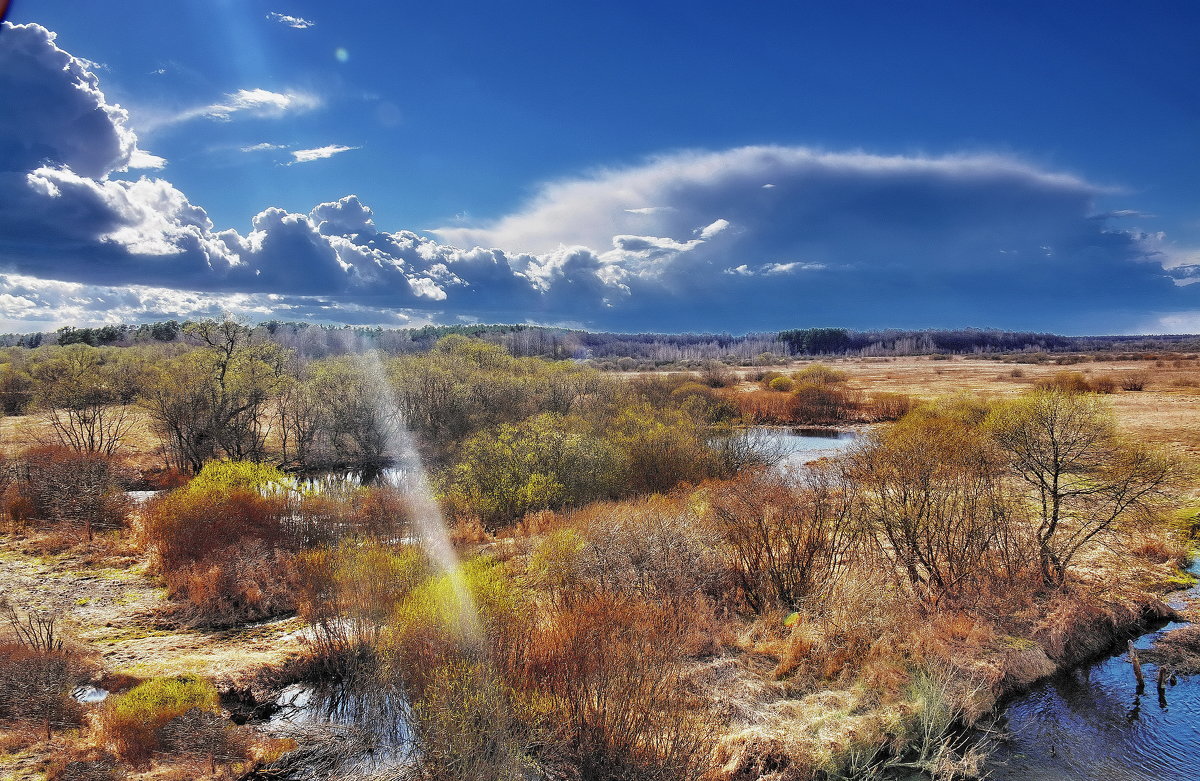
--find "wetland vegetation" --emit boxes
[1,319,1199,781]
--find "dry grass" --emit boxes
[0,407,165,473]
[0,532,305,684]
[712,356,1200,461]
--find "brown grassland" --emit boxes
[1,350,1198,781]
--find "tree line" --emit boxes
[1,320,1198,361]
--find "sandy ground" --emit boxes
[0,531,306,779]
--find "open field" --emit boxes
[814,356,1200,457]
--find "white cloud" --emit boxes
[434,146,1100,256]
[241,142,288,152]
[0,22,147,178]
[0,21,1194,335]
[288,145,359,165]
[764,262,822,274]
[150,89,321,128]
[267,12,316,29]
[75,57,107,72]
[202,88,319,120]
[128,149,167,169]
[698,218,730,239]
[724,261,824,276]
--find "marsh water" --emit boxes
[976,561,1200,781]
[755,426,858,469]
[299,427,861,489]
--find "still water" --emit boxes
[753,426,858,469]
[301,427,861,488]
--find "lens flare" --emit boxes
[358,347,482,647]
[335,47,349,63]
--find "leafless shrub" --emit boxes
[848,417,1031,605]
[1120,371,1149,391]
[0,602,88,741]
[156,707,252,775]
[697,467,858,613]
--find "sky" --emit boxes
[1,0,1198,335]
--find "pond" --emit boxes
[751,426,859,469]
[299,427,862,490]
[978,561,1200,781]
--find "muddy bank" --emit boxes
[992,595,1178,699]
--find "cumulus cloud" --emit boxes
[0,20,1195,334]
[288,144,359,165]
[0,22,154,178]
[267,12,316,29]
[0,273,441,333]
[128,149,167,169]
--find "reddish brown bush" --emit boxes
[1036,370,1092,394]
[0,642,86,739]
[863,391,914,421]
[697,468,857,613]
[1120,371,1149,391]
[140,473,300,622]
[142,489,288,572]
[790,382,859,424]
[522,594,715,780]
[733,389,798,424]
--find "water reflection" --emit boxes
[754,427,858,469]
[270,677,414,771]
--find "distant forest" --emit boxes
[3,321,1199,366]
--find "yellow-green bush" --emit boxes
[99,676,219,763]
[792,363,848,386]
[296,540,430,661]
[767,376,794,392]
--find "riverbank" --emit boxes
[705,542,1192,780]
[977,560,1200,781]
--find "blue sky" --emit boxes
[1,0,1198,334]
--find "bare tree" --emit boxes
[142,319,290,471]
[987,389,1183,585]
[850,416,1022,605]
[32,346,137,456]
[0,599,84,740]
[700,467,858,613]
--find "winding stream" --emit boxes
[979,562,1200,780]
